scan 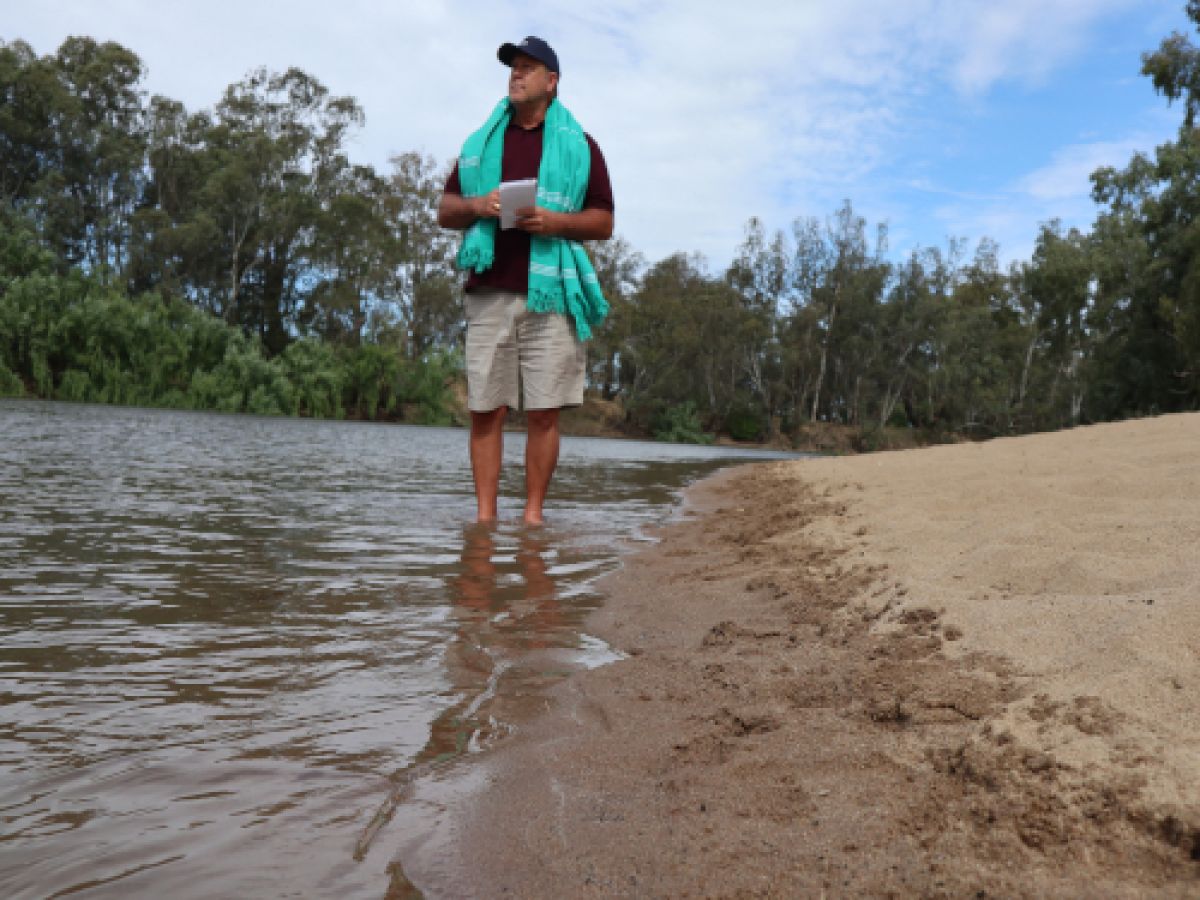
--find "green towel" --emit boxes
[455,98,609,341]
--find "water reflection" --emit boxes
[456,527,564,646]
[356,523,619,878]
[389,525,594,782]
[443,527,570,746]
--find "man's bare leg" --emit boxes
[470,407,507,523]
[523,408,561,526]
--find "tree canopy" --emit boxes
[3,16,1199,443]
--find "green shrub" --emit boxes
[724,405,765,442]
[0,247,467,426]
[395,348,462,426]
[56,369,93,402]
[653,401,713,444]
[281,339,343,418]
[187,334,294,415]
[246,383,289,416]
[342,342,401,419]
[0,208,54,279]
[0,361,24,396]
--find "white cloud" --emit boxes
[926,131,1164,265]
[1018,138,1149,202]
[945,0,1136,94]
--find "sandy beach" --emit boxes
[398,413,1200,897]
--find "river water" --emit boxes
[0,400,792,898]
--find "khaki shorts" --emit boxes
[464,289,586,412]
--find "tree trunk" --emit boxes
[903,392,918,429]
[879,376,904,430]
[1018,329,1039,409]
[261,243,289,356]
[811,299,837,422]
[229,247,241,323]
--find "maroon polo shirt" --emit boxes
[444,119,614,294]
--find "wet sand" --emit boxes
[398,413,1200,897]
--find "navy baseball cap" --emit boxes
[498,36,560,75]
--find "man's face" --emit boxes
[508,53,557,105]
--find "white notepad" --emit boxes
[499,179,538,230]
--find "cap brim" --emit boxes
[497,43,519,66]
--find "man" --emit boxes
[438,36,614,525]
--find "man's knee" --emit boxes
[471,406,508,434]
[526,408,559,432]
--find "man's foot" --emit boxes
[523,408,560,530]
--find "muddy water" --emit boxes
[0,400,792,897]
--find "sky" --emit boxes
[4,1,1195,271]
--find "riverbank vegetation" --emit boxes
[3,13,1199,447]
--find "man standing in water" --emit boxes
[438,36,614,525]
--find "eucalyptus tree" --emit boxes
[623,252,761,429]
[931,239,1022,434]
[0,37,147,280]
[1086,3,1200,413]
[199,66,364,354]
[871,247,950,430]
[620,252,702,415]
[381,152,459,355]
[586,233,644,399]
[0,39,60,208]
[825,233,891,428]
[305,161,390,345]
[1090,146,1195,415]
[790,201,888,423]
[53,37,147,281]
[1087,158,1157,417]
[1013,223,1092,426]
[130,97,224,300]
[727,217,789,436]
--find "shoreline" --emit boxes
[396,413,1200,897]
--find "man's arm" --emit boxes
[440,194,612,240]
[521,133,614,240]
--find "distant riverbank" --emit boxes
[548,394,933,455]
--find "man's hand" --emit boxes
[474,189,501,220]
[514,206,613,240]
[438,189,499,229]
[440,193,612,240]
[515,205,558,235]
